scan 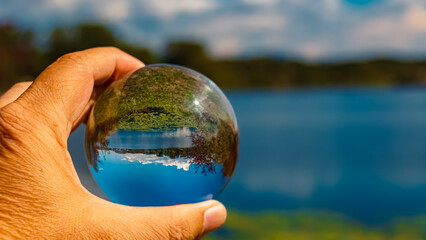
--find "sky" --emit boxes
[1,0,426,62]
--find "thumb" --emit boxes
[97,200,227,240]
[152,200,227,239]
[0,81,32,108]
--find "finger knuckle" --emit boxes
[165,211,196,240]
[0,105,25,132]
[0,104,28,149]
[55,52,87,66]
[96,46,121,54]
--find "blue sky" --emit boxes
[1,0,426,62]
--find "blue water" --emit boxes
[107,129,193,149]
[92,150,227,206]
[69,88,426,224]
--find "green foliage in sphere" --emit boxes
[86,64,238,178]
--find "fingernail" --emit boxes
[203,204,227,233]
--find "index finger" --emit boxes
[14,47,144,136]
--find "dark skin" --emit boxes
[0,47,226,239]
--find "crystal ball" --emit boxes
[85,64,238,206]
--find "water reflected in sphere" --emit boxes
[85,64,238,206]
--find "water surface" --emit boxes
[70,88,426,224]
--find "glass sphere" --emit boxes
[85,64,238,206]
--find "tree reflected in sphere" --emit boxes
[85,64,238,206]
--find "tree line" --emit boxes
[2,23,426,91]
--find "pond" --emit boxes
[69,88,426,238]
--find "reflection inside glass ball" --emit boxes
[85,64,238,206]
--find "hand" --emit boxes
[0,47,226,239]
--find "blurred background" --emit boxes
[3,0,426,239]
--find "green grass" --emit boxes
[204,210,426,240]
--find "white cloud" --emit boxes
[189,11,286,57]
[324,0,340,13]
[43,0,78,11]
[218,14,283,35]
[190,10,286,35]
[161,127,192,138]
[210,37,242,58]
[243,0,279,7]
[98,0,130,21]
[350,16,405,48]
[5,0,426,60]
[404,4,426,32]
[348,5,426,53]
[123,153,192,171]
[148,0,216,19]
[298,42,328,61]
